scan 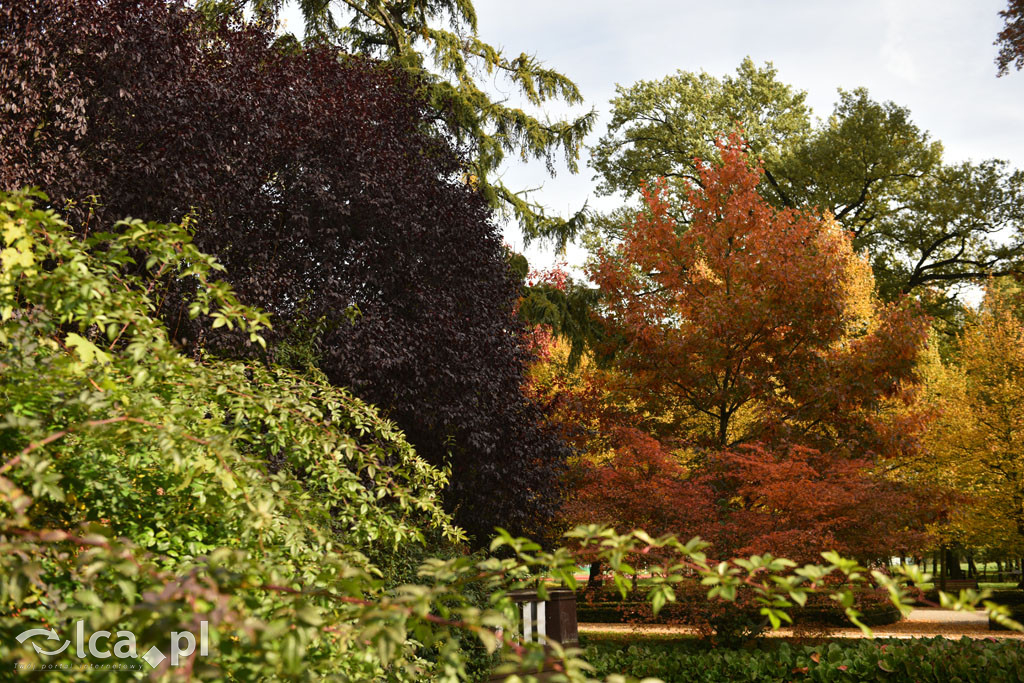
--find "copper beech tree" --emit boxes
[581,137,936,562]
[0,0,572,543]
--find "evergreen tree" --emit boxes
[211,0,596,247]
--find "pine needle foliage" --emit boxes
[217,0,597,247]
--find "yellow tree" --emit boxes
[923,281,1024,561]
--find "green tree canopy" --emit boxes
[215,0,595,247]
[589,59,1024,310]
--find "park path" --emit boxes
[579,608,1024,640]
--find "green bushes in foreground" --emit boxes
[584,637,1024,682]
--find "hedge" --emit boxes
[576,601,902,628]
[583,637,1024,682]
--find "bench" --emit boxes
[938,578,979,592]
[490,588,578,682]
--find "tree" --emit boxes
[997,0,1024,75]
[211,0,595,246]
[589,60,1024,310]
[917,281,1024,560]
[524,329,719,549]
[0,0,570,543]
[587,137,935,560]
[717,444,937,563]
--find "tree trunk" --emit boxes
[966,553,978,579]
[944,547,965,580]
[587,561,603,589]
[939,545,947,590]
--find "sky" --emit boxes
[280,1,1023,273]
[466,0,1024,271]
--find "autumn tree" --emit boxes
[589,60,1024,310]
[587,137,934,560]
[524,327,720,583]
[917,281,1024,563]
[0,0,570,542]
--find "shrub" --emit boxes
[0,190,477,678]
[582,637,1024,682]
[576,579,903,645]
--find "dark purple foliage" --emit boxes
[0,0,569,542]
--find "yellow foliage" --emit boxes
[919,281,1024,553]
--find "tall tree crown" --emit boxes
[589,60,1024,312]
[0,0,571,542]
[213,0,596,247]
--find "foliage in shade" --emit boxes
[0,0,570,542]
[582,138,936,562]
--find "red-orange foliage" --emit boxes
[715,445,938,563]
[562,427,717,542]
[577,136,935,561]
[591,137,926,451]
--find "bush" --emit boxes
[0,190,489,679]
[582,637,1024,682]
[577,579,769,644]
[576,579,903,644]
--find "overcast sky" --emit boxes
[464,1,1024,270]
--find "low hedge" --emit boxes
[575,581,905,640]
[583,637,1024,682]
[576,601,902,628]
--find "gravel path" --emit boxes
[579,608,1024,641]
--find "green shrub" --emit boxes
[0,190,490,679]
[583,637,1024,682]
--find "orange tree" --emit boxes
[583,137,936,563]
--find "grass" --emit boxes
[910,581,1018,592]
